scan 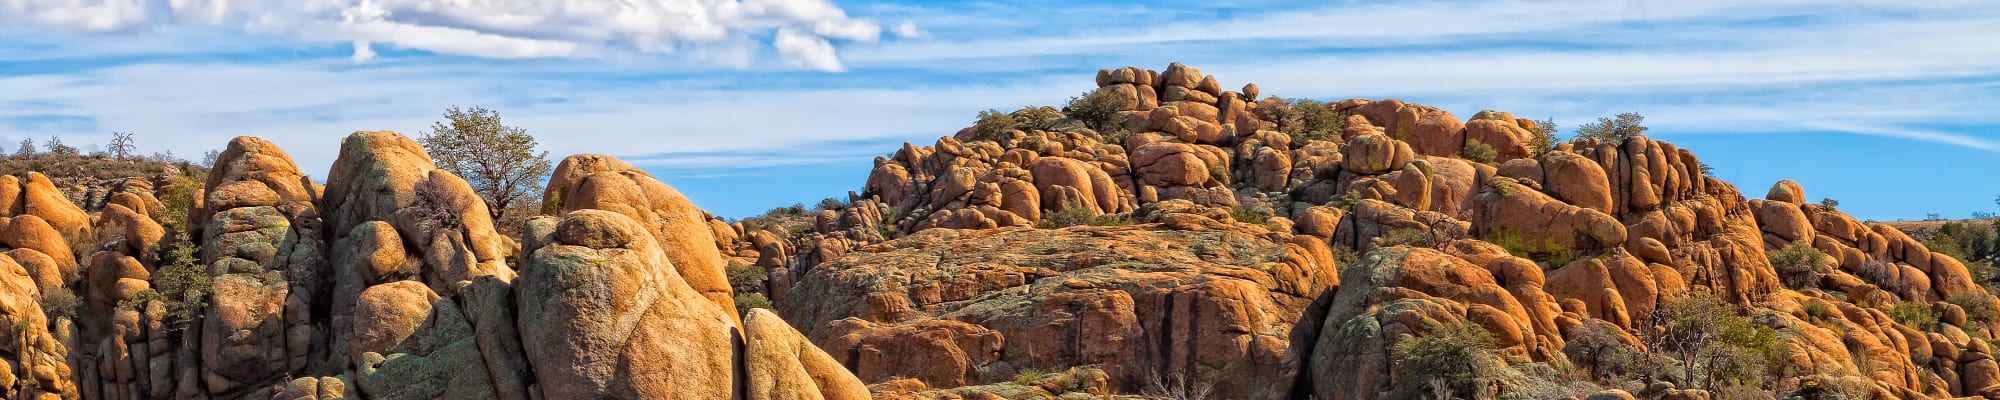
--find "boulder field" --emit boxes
[0,63,1990,399]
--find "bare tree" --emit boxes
[107,132,137,160]
[14,138,32,157]
[200,150,221,170]
[45,135,76,156]
[419,106,552,233]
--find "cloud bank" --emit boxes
[0,0,885,70]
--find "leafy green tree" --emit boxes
[1651,292,1788,392]
[1573,112,1647,143]
[1528,118,1558,158]
[420,106,553,234]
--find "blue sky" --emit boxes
[2,0,1998,221]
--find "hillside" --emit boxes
[0,63,1990,400]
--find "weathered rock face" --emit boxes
[782,224,1338,399]
[0,253,76,399]
[543,154,739,327]
[517,209,865,400]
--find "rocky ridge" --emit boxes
[0,132,867,399]
[707,63,2000,399]
[0,62,1988,400]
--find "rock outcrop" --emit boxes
[4,63,1992,400]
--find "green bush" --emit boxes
[1803,300,1834,321]
[130,239,212,329]
[1889,301,1940,331]
[1012,106,1065,133]
[1573,112,1647,143]
[1391,321,1501,398]
[1228,207,1266,226]
[1768,240,1830,289]
[1038,206,1098,229]
[1278,98,1345,148]
[725,261,768,294]
[1460,138,1497,164]
[40,289,78,322]
[1949,293,1998,323]
[1819,198,1840,210]
[816,198,846,211]
[1089,213,1133,227]
[1063,89,1130,133]
[733,292,773,316]
[972,109,1020,142]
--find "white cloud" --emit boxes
[1,0,151,32]
[350,40,375,62]
[1,0,882,71]
[773,27,841,71]
[890,20,923,39]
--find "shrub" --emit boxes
[1391,321,1501,398]
[1012,369,1051,386]
[1573,112,1647,143]
[1819,198,1840,210]
[1949,293,1998,323]
[1038,206,1098,229]
[1283,99,1345,147]
[1063,89,1130,133]
[40,289,78,322]
[816,198,846,211]
[725,261,768,294]
[1137,370,1214,400]
[1655,292,1788,391]
[1565,319,1669,382]
[1227,207,1266,226]
[139,239,213,329]
[972,109,1020,142]
[1089,213,1133,227]
[1769,240,1830,289]
[733,293,772,315]
[1528,118,1559,158]
[1012,106,1064,132]
[1375,228,1436,249]
[1460,138,1497,164]
[1802,300,1833,321]
[1889,301,1940,331]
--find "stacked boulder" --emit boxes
[781,64,2000,399]
[26,132,870,400]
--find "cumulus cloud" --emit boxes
[773,27,841,71]
[0,0,887,71]
[891,20,924,39]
